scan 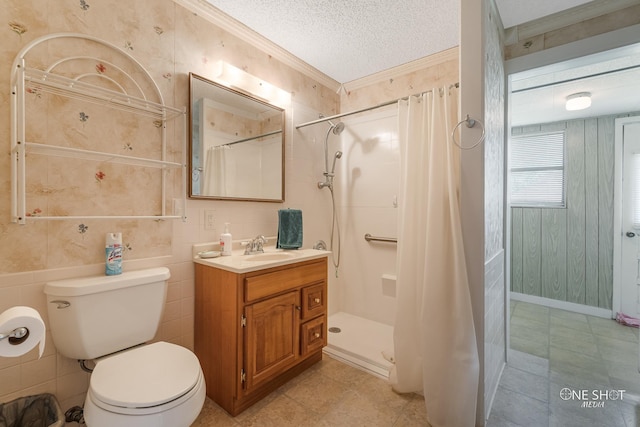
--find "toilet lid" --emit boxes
[90,341,201,409]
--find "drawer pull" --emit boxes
[314,332,320,338]
[314,298,321,303]
[296,306,301,311]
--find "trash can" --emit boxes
[0,393,65,427]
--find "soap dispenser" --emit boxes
[220,223,232,256]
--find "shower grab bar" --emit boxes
[364,233,397,243]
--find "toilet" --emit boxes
[44,267,205,427]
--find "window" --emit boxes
[510,131,565,207]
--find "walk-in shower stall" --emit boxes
[298,107,400,378]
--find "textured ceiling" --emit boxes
[205,0,594,83]
[206,0,459,83]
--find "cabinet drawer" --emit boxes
[300,315,326,356]
[300,283,326,320]
[244,261,326,302]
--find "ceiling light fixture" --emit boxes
[212,61,291,108]
[565,92,591,111]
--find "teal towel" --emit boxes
[277,209,303,249]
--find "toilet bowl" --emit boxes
[83,342,205,427]
[44,267,205,426]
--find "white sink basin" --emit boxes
[193,247,330,273]
[245,252,297,262]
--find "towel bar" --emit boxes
[364,233,397,243]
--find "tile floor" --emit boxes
[192,355,428,426]
[488,300,640,426]
[192,300,640,426]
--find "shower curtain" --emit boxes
[202,145,229,196]
[390,87,479,427]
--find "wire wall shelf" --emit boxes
[23,67,184,120]
[23,142,183,169]
[10,33,187,225]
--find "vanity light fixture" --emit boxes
[565,92,591,111]
[212,61,291,108]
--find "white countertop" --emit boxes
[193,245,330,274]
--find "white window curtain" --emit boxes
[390,87,479,427]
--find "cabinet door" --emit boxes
[244,291,300,393]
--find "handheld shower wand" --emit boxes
[316,119,344,276]
[318,151,343,189]
[331,151,343,175]
[318,119,344,189]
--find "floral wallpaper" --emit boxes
[1,2,179,273]
[0,0,338,275]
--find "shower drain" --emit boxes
[328,327,341,333]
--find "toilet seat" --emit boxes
[89,341,201,413]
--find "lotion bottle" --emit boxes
[220,223,232,256]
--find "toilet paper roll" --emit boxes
[0,306,45,358]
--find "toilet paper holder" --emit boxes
[0,326,30,345]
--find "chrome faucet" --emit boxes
[244,235,267,255]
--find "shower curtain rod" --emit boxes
[295,82,459,130]
[221,129,282,147]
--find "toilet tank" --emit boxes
[44,267,170,360]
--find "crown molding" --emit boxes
[173,0,341,92]
[342,46,459,92]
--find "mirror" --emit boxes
[189,72,285,202]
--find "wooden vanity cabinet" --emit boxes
[194,257,328,416]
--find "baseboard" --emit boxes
[510,292,613,319]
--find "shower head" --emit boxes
[335,151,343,159]
[331,121,345,135]
[318,114,345,135]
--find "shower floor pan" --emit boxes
[324,311,394,379]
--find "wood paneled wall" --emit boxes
[510,113,638,309]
